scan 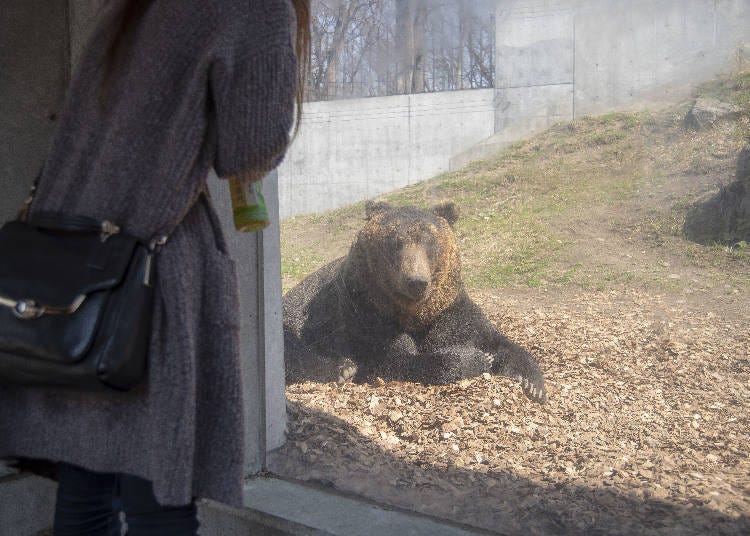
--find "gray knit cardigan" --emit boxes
[0,0,296,507]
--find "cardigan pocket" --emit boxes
[204,255,240,333]
[188,188,240,330]
[199,191,232,257]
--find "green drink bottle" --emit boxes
[228,178,270,232]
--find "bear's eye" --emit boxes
[425,240,439,258]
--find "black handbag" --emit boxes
[0,186,168,391]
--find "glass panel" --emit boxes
[271,1,750,534]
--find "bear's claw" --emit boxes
[516,374,547,404]
[337,358,358,384]
[526,387,546,403]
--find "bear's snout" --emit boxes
[399,244,432,301]
[405,275,430,300]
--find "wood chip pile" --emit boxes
[270,288,749,535]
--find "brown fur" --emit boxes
[355,213,461,331]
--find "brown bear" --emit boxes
[283,201,547,403]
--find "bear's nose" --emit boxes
[406,276,429,299]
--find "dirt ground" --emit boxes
[270,286,749,535]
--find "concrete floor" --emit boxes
[0,470,491,536]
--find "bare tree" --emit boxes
[307,0,495,101]
[309,0,380,99]
[394,0,428,94]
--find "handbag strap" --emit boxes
[16,174,39,223]
[29,211,118,234]
[17,171,207,253]
[21,173,127,244]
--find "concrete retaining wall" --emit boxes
[493,0,750,144]
[280,0,750,219]
[278,89,496,218]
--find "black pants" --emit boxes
[53,462,199,536]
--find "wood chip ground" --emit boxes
[270,288,749,535]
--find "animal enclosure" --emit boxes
[274,71,750,535]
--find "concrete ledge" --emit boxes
[199,498,313,536]
[224,476,491,536]
[0,473,56,536]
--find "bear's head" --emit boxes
[349,201,462,330]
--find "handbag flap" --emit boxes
[0,220,139,309]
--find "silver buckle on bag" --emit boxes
[148,235,168,252]
[143,235,168,287]
[100,220,121,242]
[0,295,87,320]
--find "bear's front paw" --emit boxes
[337,358,358,385]
[497,349,547,404]
[514,374,547,404]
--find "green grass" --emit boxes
[694,70,750,110]
[281,248,328,283]
[281,70,750,294]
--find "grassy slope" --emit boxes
[281,72,750,296]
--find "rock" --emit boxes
[684,98,741,130]
[440,416,464,433]
[737,194,750,239]
[737,142,750,185]
[388,410,404,423]
[683,143,750,244]
[683,180,749,243]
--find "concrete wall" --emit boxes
[493,0,750,144]
[0,472,57,536]
[279,0,750,219]
[0,0,104,221]
[69,0,106,66]
[278,89,496,218]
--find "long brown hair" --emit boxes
[103,0,311,129]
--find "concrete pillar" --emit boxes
[0,0,70,219]
[207,172,287,474]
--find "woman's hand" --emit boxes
[232,170,266,186]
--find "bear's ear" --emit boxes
[365,200,391,220]
[432,202,459,226]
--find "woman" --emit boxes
[0,0,309,533]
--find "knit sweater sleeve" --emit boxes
[209,0,297,179]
